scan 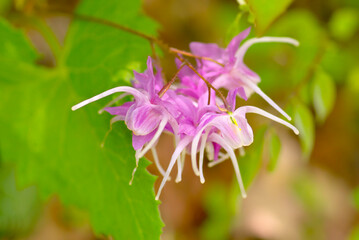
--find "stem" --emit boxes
[158,62,185,97]
[176,55,229,111]
[38,8,170,51]
[169,47,224,67]
[41,9,230,111]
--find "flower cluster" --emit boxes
[72,28,299,200]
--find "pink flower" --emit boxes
[190,27,299,120]
[72,57,179,183]
[155,90,299,200]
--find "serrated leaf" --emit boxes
[246,0,293,35]
[293,102,315,158]
[312,68,336,123]
[267,130,281,172]
[238,126,266,188]
[0,0,164,239]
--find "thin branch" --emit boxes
[158,62,185,97]
[169,47,224,67]
[176,55,229,111]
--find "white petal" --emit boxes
[72,86,143,111]
[156,136,192,200]
[98,93,130,114]
[235,36,299,64]
[151,147,168,179]
[199,131,209,183]
[241,76,291,121]
[209,134,247,198]
[135,117,168,159]
[239,106,299,135]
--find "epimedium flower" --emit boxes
[189,27,299,121]
[154,89,299,200]
[71,29,300,201]
[72,57,179,183]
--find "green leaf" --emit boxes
[238,126,267,188]
[0,164,41,238]
[267,130,281,172]
[0,0,163,239]
[312,67,336,123]
[329,8,359,41]
[246,0,293,35]
[0,18,37,62]
[293,102,315,158]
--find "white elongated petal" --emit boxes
[151,147,168,179]
[72,86,144,111]
[135,117,168,159]
[208,153,229,167]
[175,137,183,183]
[129,149,142,185]
[241,76,291,121]
[239,106,299,135]
[156,136,192,200]
[176,150,186,183]
[191,126,205,176]
[235,36,299,64]
[199,131,209,183]
[209,134,247,198]
[98,93,130,114]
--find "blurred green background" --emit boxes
[0,0,358,239]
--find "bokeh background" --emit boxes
[0,0,358,239]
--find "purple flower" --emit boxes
[72,57,179,183]
[190,27,299,120]
[155,90,299,200]
[72,30,301,201]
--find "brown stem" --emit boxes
[158,62,186,97]
[39,9,230,111]
[38,8,170,51]
[169,47,224,67]
[176,55,229,111]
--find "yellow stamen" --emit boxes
[229,114,242,131]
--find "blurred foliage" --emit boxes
[246,0,293,36]
[238,126,266,188]
[200,182,238,240]
[0,164,41,238]
[311,67,336,123]
[292,102,315,158]
[329,8,359,41]
[267,129,281,172]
